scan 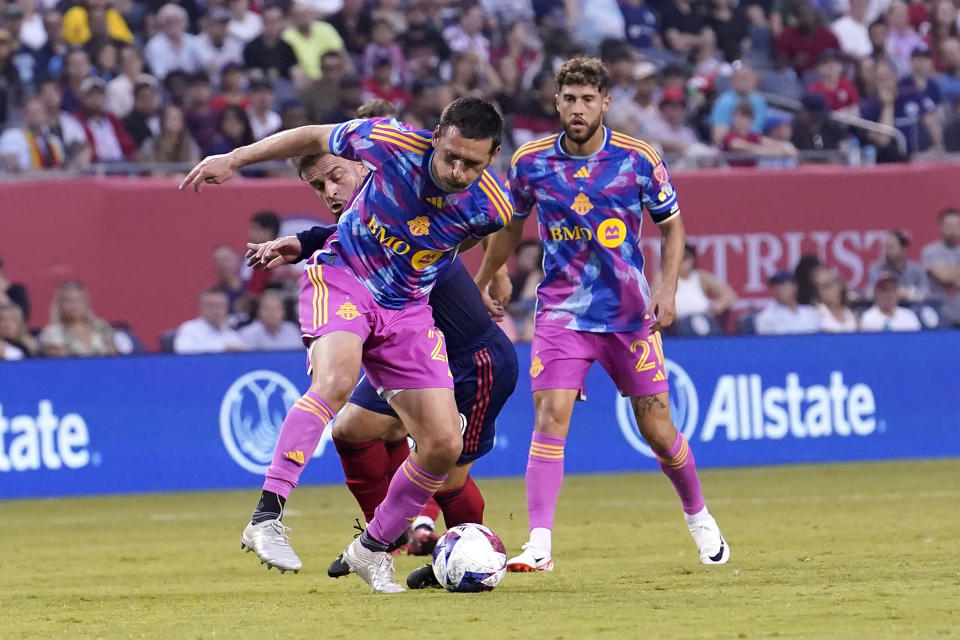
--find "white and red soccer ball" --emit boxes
[431,523,507,592]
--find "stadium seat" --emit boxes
[160,330,177,353]
[674,313,723,337]
[736,313,757,334]
[910,303,949,330]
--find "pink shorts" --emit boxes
[529,324,669,398]
[298,261,453,393]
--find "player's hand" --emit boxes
[179,152,240,193]
[646,286,677,333]
[488,269,513,307]
[476,279,506,322]
[245,236,302,269]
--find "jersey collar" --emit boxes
[556,126,610,159]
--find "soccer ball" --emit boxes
[431,523,507,592]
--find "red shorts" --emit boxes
[298,261,453,393]
[529,323,669,398]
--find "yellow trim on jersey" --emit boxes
[510,134,559,165]
[370,125,429,155]
[480,171,513,225]
[372,123,430,147]
[307,265,328,329]
[610,133,662,166]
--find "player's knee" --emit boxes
[419,428,462,468]
[534,407,567,435]
[308,371,355,408]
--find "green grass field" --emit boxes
[2,459,958,639]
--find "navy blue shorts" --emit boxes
[348,327,519,464]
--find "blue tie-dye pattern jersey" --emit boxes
[509,127,680,333]
[315,117,513,310]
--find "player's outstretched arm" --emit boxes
[179,124,338,193]
[474,215,527,317]
[648,214,686,333]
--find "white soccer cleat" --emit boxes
[506,543,554,572]
[685,508,730,565]
[240,519,303,573]
[341,537,405,593]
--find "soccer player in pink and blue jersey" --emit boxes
[181,97,514,593]
[475,58,729,571]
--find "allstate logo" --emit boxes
[615,359,699,458]
[220,370,301,474]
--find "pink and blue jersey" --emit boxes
[316,117,513,309]
[509,127,679,333]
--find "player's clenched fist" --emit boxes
[179,153,240,193]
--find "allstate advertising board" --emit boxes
[1,332,958,499]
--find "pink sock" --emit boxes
[366,458,446,545]
[526,431,565,531]
[262,391,334,499]
[656,431,705,515]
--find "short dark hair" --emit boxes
[294,153,326,179]
[890,229,909,248]
[555,56,610,95]
[357,98,398,119]
[940,208,960,221]
[251,211,280,237]
[436,97,502,153]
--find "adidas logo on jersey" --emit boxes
[426,196,444,208]
[574,166,589,179]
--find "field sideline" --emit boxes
[2,459,958,639]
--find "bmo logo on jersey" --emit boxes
[616,362,879,457]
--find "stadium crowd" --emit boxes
[1,207,959,359]
[2,0,960,174]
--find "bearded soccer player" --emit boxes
[246,145,518,589]
[475,58,729,571]
[181,97,514,593]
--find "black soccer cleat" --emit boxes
[327,553,351,578]
[406,563,442,590]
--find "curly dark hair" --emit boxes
[555,57,610,95]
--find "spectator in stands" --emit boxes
[173,288,245,354]
[60,48,94,114]
[74,76,135,162]
[402,0,448,69]
[246,78,280,141]
[860,271,922,331]
[775,1,841,74]
[925,0,957,69]
[922,208,960,326]
[283,2,345,80]
[722,101,797,166]
[15,0,46,52]
[0,301,38,357]
[320,74,364,121]
[511,70,559,146]
[446,50,502,100]
[794,253,822,305]
[673,243,737,322]
[363,19,407,80]
[135,103,199,169]
[443,2,490,62]
[506,239,541,342]
[755,270,822,334]
[198,6,244,78]
[710,62,767,144]
[279,98,309,130]
[938,38,960,106]
[0,28,23,130]
[243,5,299,82]
[832,0,872,58]
[644,87,715,161]
[210,243,246,313]
[210,63,249,112]
[867,230,929,302]
[708,0,749,63]
[659,0,708,57]
[243,210,283,296]
[492,20,542,88]
[814,268,858,332]
[300,50,346,123]
[239,290,302,350]
[228,0,263,45]
[361,54,412,109]
[39,281,117,357]
[0,96,66,171]
[0,255,29,321]
[144,3,207,81]
[807,49,860,113]
[900,46,942,107]
[31,11,68,85]
[105,45,150,118]
[885,1,925,73]
[122,78,161,150]
[204,104,254,155]
[791,91,850,155]
[860,58,941,161]
[183,71,217,151]
[329,0,374,56]
[62,0,133,47]
[37,78,89,167]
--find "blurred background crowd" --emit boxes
[3,0,960,175]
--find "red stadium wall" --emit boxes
[2,164,958,349]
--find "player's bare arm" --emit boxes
[474,215,527,316]
[245,236,303,269]
[179,124,338,193]
[648,214,686,333]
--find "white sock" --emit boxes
[684,506,710,525]
[529,527,552,555]
[412,515,435,531]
